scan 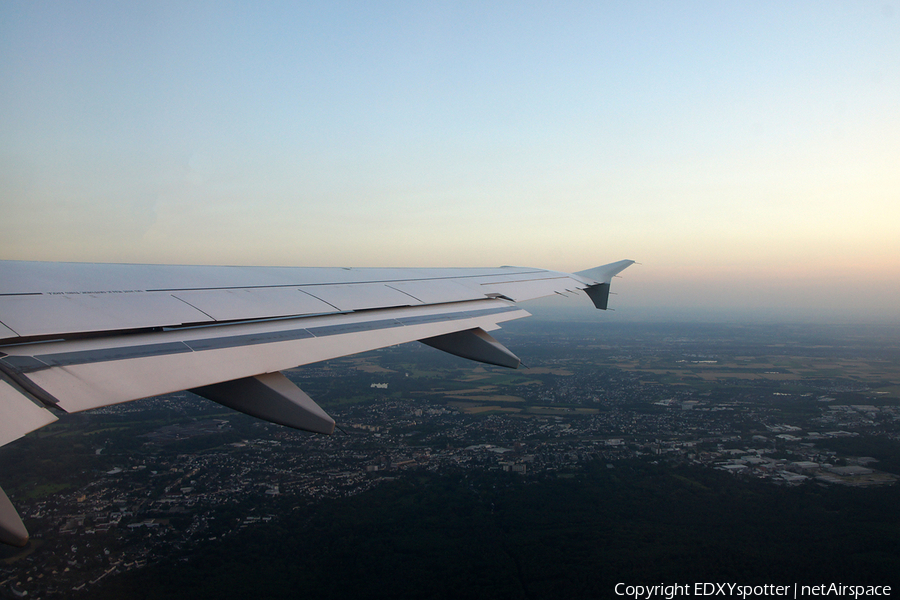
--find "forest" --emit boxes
[91,461,900,599]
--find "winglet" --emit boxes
[574,260,635,310]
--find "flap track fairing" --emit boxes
[0,486,28,547]
[191,372,335,435]
[420,328,521,369]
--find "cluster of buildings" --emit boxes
[1,331,898,597]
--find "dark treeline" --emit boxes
[91,461,900,599]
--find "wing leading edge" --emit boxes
[0,259,634,546]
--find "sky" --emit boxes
[2,1,898,323]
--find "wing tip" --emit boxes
[573,259,636,284]
[574,260,636,310]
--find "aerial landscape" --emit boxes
[1,319,898,597]
[2,1,899,598]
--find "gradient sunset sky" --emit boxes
[2,2,898,322]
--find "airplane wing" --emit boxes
[0,259,634,545]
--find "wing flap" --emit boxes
[6,300,529,414]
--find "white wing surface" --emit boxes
[0,259,634,545]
